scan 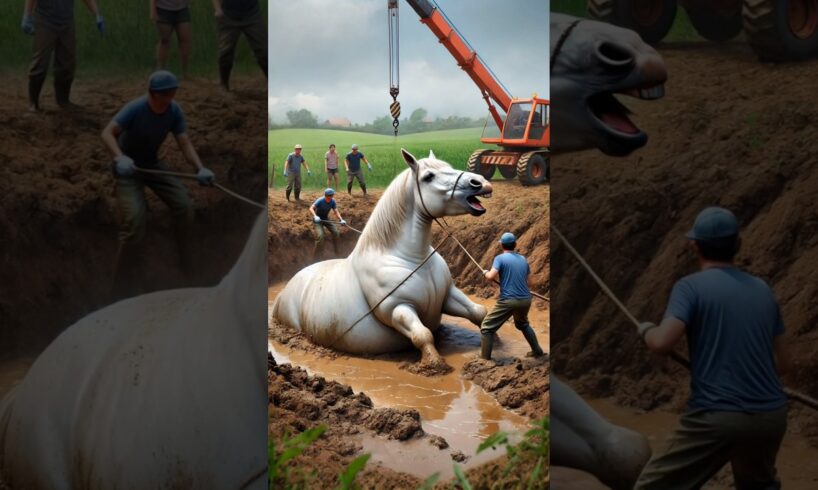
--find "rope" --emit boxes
[319,219,363,234]
[134,168,265,210]
[550,19,581,71]
[551,224,818,411]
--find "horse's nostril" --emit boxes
[468,179,482,189]
[596,41,634,67]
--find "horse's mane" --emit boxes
[356,157,449,250]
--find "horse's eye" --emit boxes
[422,172,435,182]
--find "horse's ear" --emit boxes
[428,149,436,160]
[401,148,419,173]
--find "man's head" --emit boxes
[294,144,303,155]
[351,144,359,154]
[324,188,335,201]
[147,71,179,112]
[329,144,336,152]
[686,207,740,262]
[499,232,517,251]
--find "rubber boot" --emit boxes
[294,190,301,201]
[219,64,231,91]
[55,78,76,109]
[361,184,367,196]
[285,189,291,201]
[520,324,544,357]
[480,333,494,360]
[28,76,45,112]
[347,182,353,194]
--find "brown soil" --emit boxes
[0,75,267,359]
[551,43,818,442]
[462,356,550,419]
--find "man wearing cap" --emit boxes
[310,188,345,258]
[344,144,372,196]
[21,0,105,111]
[101,71,216,296]
[635,207,790,490]
[479,232,545,360]
[283,144,311,202]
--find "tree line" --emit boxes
[269,108,484,134]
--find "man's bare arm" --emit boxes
[174,133,204,171]
[101,121,124,157]
[643,317,686,354]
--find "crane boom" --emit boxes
[405,0,512,129]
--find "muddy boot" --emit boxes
[28,76,45,112]
[520,324,544,357]
[294,190,301,202]
[219,65,231,91]
[55,79,78,109]
[361,184,367,196]
[480,333,494,360]
[285,189,291,201]
[347,182,353,194]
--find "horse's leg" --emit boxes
[442,284,487,326]
[551,375,652,490]
[391,304,447,367]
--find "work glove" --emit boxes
[340,219,347,225]
[96,14,105,34]
[197,167,215,186]
[638,321,658,339]
[367,163,373,172]
[313,215,321,224]
[114,155,136,177]
[307,169,312,176]
[21,14,34,35]
[283,169,288,177]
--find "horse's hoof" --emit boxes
[401,358,453,377]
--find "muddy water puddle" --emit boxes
[552,398,818,489]
[268,282,549,478]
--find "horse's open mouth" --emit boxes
[465,191,491,216]
[587,83,664,154]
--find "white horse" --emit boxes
[272,149,491,370]
[0,214,267,489]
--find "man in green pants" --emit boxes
[309,188,345,259]
[283,144,311,202]
[212,0,267,91]
[21,0,105,111]
[635,207,789,490]
[480,232,545,360]
[101,71,215,297]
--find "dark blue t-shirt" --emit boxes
[492,252,531,300]
[313,197,337,220]
[665,266,787,413]
[113,96,187,164]
[346,152,365,172]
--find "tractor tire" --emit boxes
[743,0,818,61]
[498,164,517,180]
[466,149,495,180]
[588,0,678,45]
[516,152,549,186]
[683,0,743,42]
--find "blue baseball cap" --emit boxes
[148,70,179,92]
[324,188,335,196]
[499,232,517,245]
[685,207,739,241]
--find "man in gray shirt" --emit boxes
[283,144,311,202]
[21,0,105,111]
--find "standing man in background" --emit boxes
[325,144,339,189]
[213,0,267,91]
[344,144,372,196]
[480,232,545,360]
[635,207,789,490]
[21,0,105,112]
[150,0,192,78]
[283,144,311,202]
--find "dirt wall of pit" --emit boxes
[551,44,818,441]
[0,76,268,359]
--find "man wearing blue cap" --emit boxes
[479,232,545,360]
[101,71,216,296]
[344,144,372,196]
[309,188,345,258]
[635,207,789,490]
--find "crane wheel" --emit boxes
[587,0,678,45]
[498,165,517,180]
[517,152,549,187]
[683,0,743,42]
[466,149,496,180]
[744,0,818,61]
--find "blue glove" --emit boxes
[21,14,34,35]
[340,219,347,225]
[313,215,321,223]
[114,155,136,177]
[367,163,373,172]
[197,167,215,186]
[96,14,105,34]
[307,169,312,176]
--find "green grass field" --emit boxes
[0,1,266,76]
[552,0,701,42]
[268,128,494,190]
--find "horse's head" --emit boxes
[401,148,493,218]
[550,13,666,156]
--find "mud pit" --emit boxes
[268,182,550,486]
[552,41,818,487]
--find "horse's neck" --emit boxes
[394,209,434,261]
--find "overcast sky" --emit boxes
[268,0,550,124]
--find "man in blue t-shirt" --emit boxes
[635,207,790,490]
[309,188,345,258]
[344,144,373,196]
[283,144,311,202]
[101,71,215,297]
[479,232,544,360]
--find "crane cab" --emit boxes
[480,98,550,148]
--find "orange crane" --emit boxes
[389,0,550,186]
